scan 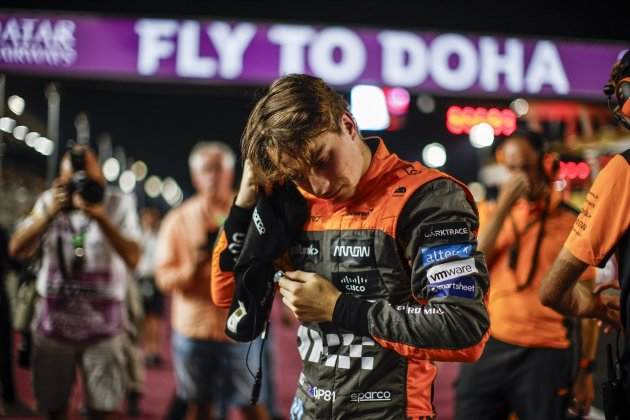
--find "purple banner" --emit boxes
[0,11,627,98]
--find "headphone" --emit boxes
[604,49,630,130]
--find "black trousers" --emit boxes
[0,286,15,404]
[455,337,573,420]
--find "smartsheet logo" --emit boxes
[426,257,477,284]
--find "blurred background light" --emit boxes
[416,94,436,114]
[13,125,28,141]
[103,157,121,182]
[384,87,410,116]
[131,160,148,181]
[34,137,54,156]
[0,117,16,133]
[144,175,162,198]
[469,122,495,148]
[8,95,25,116]
[510,98,529,117]
[422,142,447,168]
[24,131,40,147]
[119,170,136,193]
[350,85,390,131]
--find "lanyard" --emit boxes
[508,194,551,292]
[57,214,92,281]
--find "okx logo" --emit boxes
[290,241,321,264]
[331,237,373,266]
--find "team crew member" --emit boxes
[454,131,598,420]
[212,74,490,419]
[539,50,630,415]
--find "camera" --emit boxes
[64,147,105,207]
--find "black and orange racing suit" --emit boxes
[212,139,490,419]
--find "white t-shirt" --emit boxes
[27,187,141,343]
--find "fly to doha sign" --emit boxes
[0,13,625,98]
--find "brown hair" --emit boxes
[241,74,349,183]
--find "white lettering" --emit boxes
[350,390,392,402]
[268,24,314,75]
[135,19,178,75]
[177,20,216,78]
[333,246,371,258]
[207,21,256,79]
[309,27,366,84]
[480,37,523,92]
[430,34,478,90]
[525,41,569,94]
[378,31,429,87]
[252,208,266,235]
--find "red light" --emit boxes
[384,87,410,116]
[576,162,590,180]
[446,106,516,136]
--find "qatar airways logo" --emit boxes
[0,17,77,66]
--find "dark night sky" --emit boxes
[2,1,629,199]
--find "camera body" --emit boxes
[64,147,105,208]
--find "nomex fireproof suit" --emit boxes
[212,139,490,419]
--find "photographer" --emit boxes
[9,145,141,420]
[155,142,269,420]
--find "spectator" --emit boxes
[137,206,164,368]
[454,131,599,419]
[155,141,269,420]
[9,145,141,420]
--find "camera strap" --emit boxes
[57,214,92,281]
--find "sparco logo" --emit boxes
[421,222,470,242]
[308,385,336,402]
[252,208,266,235]
[350,390,392,402]
[427,257,477,284]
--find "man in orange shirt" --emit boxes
[155,142,268,420]
[539,50,630,417]
[455,130,598,419]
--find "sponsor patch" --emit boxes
[331,270,380,295]
[307,385,336,402]
[395,304,445,316]
[428,276,476,299]
[330,238,373,265]
[350,390,392,402]
[420,243,473,266]
[252,208,266,235]
[426,257,477,284]
[290,240,321,264]
[421,222,470,242]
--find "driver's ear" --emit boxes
[341,112,358,137]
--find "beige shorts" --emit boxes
[32,333,126,413]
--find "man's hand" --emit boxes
[49,178,71,216]
[591,282,622,333]
[235,160,259,208]
[497,172,530,209]
[278,271,342,323]
[569,370,594,418]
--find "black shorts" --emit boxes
[139,276,164,316]
[455,336,574,420]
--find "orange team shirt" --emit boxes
[565,154,630,267]
[155,195,230,341]
[480,191,594,349]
